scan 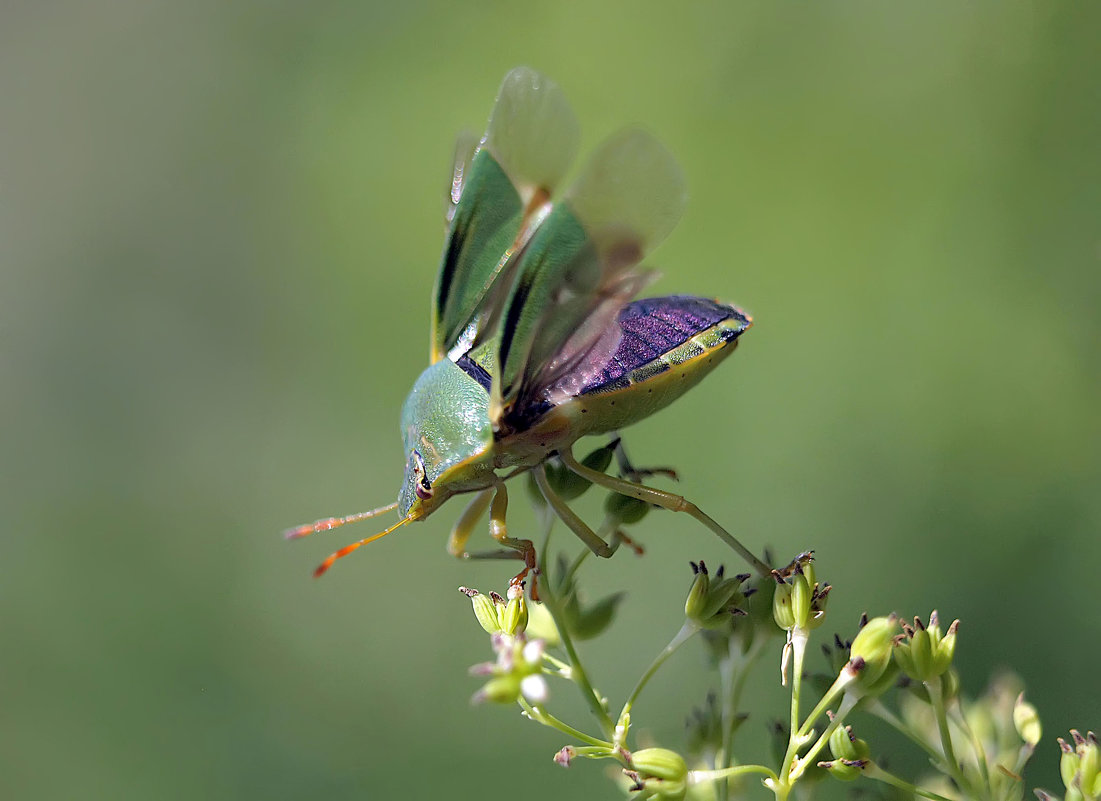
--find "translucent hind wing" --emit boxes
[431,68,580,362]
[491,129,686,430]
[483,67,581,202]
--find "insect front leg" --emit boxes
[486,482,539,593]
[449,483,540,597]
[447,489,495,558]
[532,464,614,559]
[557,447,772,578]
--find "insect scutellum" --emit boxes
[287,67,770,585]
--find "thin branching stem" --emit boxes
[518,698,612,749]
[618,622,698,732]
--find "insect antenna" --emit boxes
[312,516,413,578]
[282,502,399,541]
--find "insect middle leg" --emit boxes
[532,464,614,559]
[557,446,772,578]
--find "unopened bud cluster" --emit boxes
[893,611,958,683]
[461,584,547,706]
[461,582,528,636]
[772,552,830,632]
[1058,730,1100,801]
[819,722,871,781]
[685,560,751,629]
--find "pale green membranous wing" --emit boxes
[490,128,688,434]
[431,67,580,363]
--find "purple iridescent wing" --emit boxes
[577,296,751,395]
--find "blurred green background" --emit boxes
[2,1,1098,799]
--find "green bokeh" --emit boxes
[2,2,1097,799]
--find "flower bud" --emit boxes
[686,561,750,629]
[845,615,898,693]
[685,564,711,619]
[1013,694,1042,747]
[829,724,871,762]
[818,758,868,782]
[460,587,503,634]
[554,746,575,767]
[544,447,613,501]
[626,748,689,800]
[472,675,520,705]
[499,582,528,636]
[605,490,651,525]
[773,578,796,630]
[524,600,560,647]
[631,748,689,782]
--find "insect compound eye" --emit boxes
[411,450,434,501]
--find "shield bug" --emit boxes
[286,67,769,584]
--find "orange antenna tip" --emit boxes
[313,555,338,578]
[310,516,412,578]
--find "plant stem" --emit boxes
[796,671,852,741]
[691,764,778,785]
[952,701,992,791]
[788,692,860,783]
[866,699,944,763]
[518,698,612,749]
[717,637,766,801]
[541,652,572,674]
[926,676,970,796]
[618,622,698,731]
[537,508,616,739]
[788,629,809,740]
[865,762,960,801]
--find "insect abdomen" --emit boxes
[581,296,749,393]
[565,295,751,435]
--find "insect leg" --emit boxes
[447,489,495,558]
[532,464,614,558]
[558,447,771,577]
[610,436,679,482]
[446,484,540,597]
[486,482,539,590]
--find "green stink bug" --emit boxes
[287,67,769,584]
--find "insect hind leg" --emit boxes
[558,446,771,578]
